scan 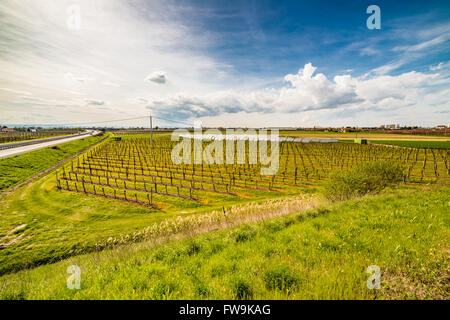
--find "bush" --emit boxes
[263,265,298,291]
[323,160,405,201]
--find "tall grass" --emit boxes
[93,194,321,250]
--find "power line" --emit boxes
[57,116,149,126]
[8,114,196,127]
[20,116,150,127]
[152,116,195,127]
[50,115,194,127]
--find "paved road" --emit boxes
[0,130,100,159]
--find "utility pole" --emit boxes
[150,115,153,149]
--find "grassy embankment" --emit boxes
[0,134,106,193]
[0,185,448,300]
[0,173,313,276]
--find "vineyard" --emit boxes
[0,129,79,144]
[55,135,450,209]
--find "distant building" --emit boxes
[435,125,448,129]
[380,124,400,130]
[1,128,15,133]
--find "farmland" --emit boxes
[2,0,449,304]
[279,130,450,141]
[55,134,449,209]
[0,132,449,299]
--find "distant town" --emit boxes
[2,124,449,135]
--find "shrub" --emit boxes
[230,277,253,299]
[263,264,298,291]
[323,160,405,201]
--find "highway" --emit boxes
[0,130,100,159]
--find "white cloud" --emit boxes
[430,62,444,71]
[368,60,406,76]
[392,35,449,52]
[85,99,105,106]
[360,47,380,56]
[279,63,361,111]
[0,0,231,123]
[368,30,450,76]
[145,71,167,84]
[100,81,120,87]
[0,87,33,96]
[146,63,447,126]
[64,72,88,83]
[136,97,149,104]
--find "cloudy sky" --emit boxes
[0,0,449,127]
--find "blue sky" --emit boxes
[0,0,449,127]
[185,0,449,77]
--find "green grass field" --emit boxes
[0,186,448,299]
